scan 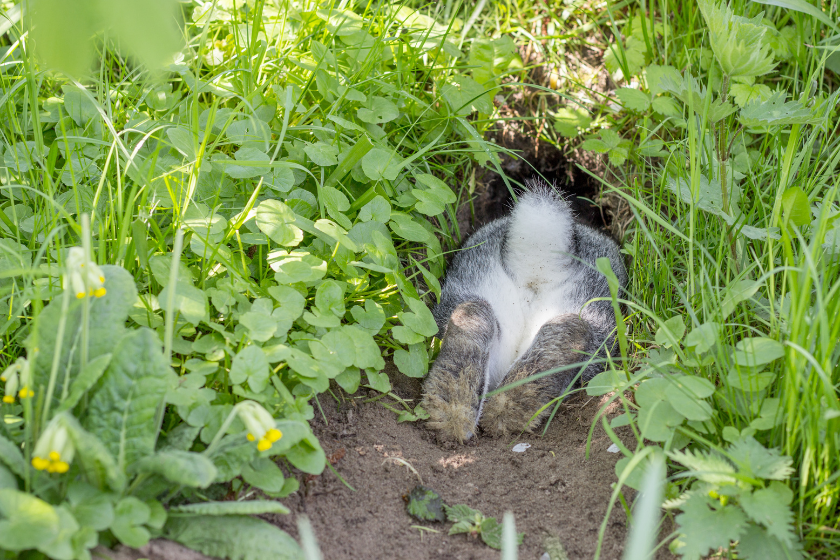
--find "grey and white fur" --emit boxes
[421,178,628,442]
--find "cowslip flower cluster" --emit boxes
[2,357,32,404]
[236,401,282,452]
[31,416,74,473]
[64,247,106,299]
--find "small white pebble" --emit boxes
[607,443,620,453]
[540,554,551,560]
[512,443,531,453]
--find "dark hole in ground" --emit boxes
[457,135,610,243]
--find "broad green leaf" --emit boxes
[616,87,651,112]
[208,435,256,483]
[405,485,445,521]
[685,322,720,353]
[674,492,747,560]
[56,353,113,413]
[645,64,682,96]
[357,96,399,124]
[781,187,811,227]
[229,345,270,392]
[29,265,136,410]
[585,368,626,396]
[441,75,493,115]
[394,343,429,378]
[263,167,296,192]
[604,41,645,79]
[654,315,686,347]
[170,501,290,516]
[726,368,776,392]
[358,195,391,222]
[345,325,386,370]
[284,432,326,474]
[0,489,61,551]
[314,219,360,252]
[638,400,685,441]
[134,450,217,488]
[335,367,361,393]
[240,308,278,342]
[267,285,306,322]
[0,434,26,478]
[159,281,208,326]
[389,212,432,243]
[111,497,151,548]
[469,35,520,86]
[62,414,126,492]
[241,457,286,494]
[663,375,715,421]
[350,299,386,333]
[166,515,302,560]
[553,106,592,137]
[740,486,797,546]
[412,173,456,216]
[720,279,761,319]
[362,147,402,181]
[728,437,794,480]
[86,328,176,470]
[737,523,803,560]
[398,297,438,337]
[304,141,339,166]
[733,337,785,367]
[730,83,772,107]
[365,369,391,393]
[256,200,304,247]
[739,91,823,128]
[315,279,346,317]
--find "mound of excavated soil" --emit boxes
[268,373,637,560]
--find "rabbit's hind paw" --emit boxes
[480,384,547,438]
[421,364,482,443]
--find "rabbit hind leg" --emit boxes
[422,300,498,443]
[479,314,593,438]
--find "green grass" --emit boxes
[1,0,839,558]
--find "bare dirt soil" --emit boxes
[269,372,637,560]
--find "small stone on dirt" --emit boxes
[512,443,531,452]
[607,443,620,453]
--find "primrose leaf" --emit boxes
[616,87,651,112]
[134,450,217,488]
[165,515,302,560]
[740,486,797,546]
[86,328,176,471]
[111,497,151,548]
[241,457,286,494]
[0,489,61,552]
[256,200,304,247]
[674,492,747,560]
[406,485,446,522]
[357,96,399,124]
[733,337,785,367]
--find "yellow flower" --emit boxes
[236,401,282,452]
[2,357,32,404]
[64,247,107,299]
[31,415,74,474]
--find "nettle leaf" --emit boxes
[553,105,592,137]
[165,515,301,560]
[86,328,176,470]
[133,450,217,488]
[394,343,429,378]
[730,83,772,108]
[362,147,403,181]
[737,522,804,560]
[303,141,339,166]
[739,91,823,128]
[616,87,651,112]
[229,345,270,392]
[740,485,796,546]
[256,200,304,247]
[674,492,747,560]
[733,337,785,367]
[441,75,493,115]
[728,437,794,480]
[406,485,445,522]
[357,96,399,124]
[358,195,391,222]
[668,448,736,484]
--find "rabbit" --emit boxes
[421,178,628,443]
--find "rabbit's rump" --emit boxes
[422,179,627,443]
